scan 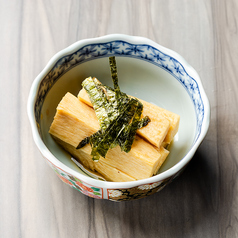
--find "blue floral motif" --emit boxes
[34,40,204,142]
[124,44,145,57]
[150,48,167,63]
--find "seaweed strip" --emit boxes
[138,116,151,129]
[120,101,143,152]
[82,77,110,130]
[90,98,136,160]
[76,136,90,149]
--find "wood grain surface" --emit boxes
[0,0,238,237]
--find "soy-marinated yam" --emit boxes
[49,92,169,181]
[139,99,180,144]
[50,92,99,147]
[153,147,169,175]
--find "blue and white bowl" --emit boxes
[27,34,210,201]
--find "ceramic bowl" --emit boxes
[27,34,210,201]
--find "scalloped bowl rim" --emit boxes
[27,34,210,189]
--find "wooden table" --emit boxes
[1,1,237,237]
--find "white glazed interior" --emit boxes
[28,34,210,189]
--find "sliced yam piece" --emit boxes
[49,92,169,181]
[95,161,136,182]
[77,88,172,148]
[99,136,169,180]
[53,136,136,182]
[50,92,99,147]
[138,104,170,148]
[153,147,169,175]
[78,87,92,106]
[139,99,180,144]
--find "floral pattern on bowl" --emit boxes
[107,177,172,201]
[46,158,103,199]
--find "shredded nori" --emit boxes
[138,116,151,129]
[119,101,144,152]
[76,136,90,149]
[82,77,111,130]
[109,56,120,99]
[77,56,150,160]
[90,98,137,160]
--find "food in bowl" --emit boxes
[49,56,180,182]
[27,34,210,201]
